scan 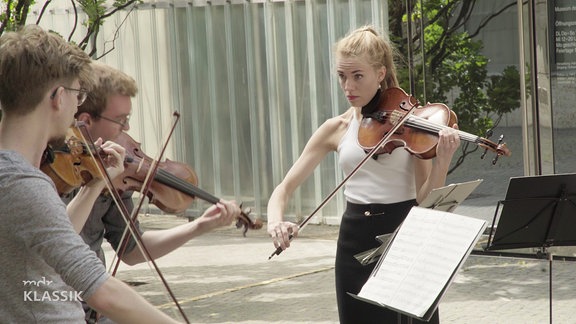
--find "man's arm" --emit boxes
[86,276,180,323]
[67,181,107,232]
[121,200,239,265]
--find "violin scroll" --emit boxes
[479,134,511,165]
[236,205,263,236]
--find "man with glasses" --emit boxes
[62,61,242,323]
[0,24,179,323]
[51,86,89,106]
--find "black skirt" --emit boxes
[335,201,440,324]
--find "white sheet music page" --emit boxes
[357,206,486,318]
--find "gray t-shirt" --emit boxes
[0,151,109,323]
[60,164,142,324]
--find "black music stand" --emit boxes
[485,173,576,324]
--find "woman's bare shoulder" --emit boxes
[321,107,356,131]
[312,107,356,150]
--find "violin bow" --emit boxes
[269,101,419,260]
[110,112,182,276]
[76,113,190,324]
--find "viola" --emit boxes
[357,87,511,163]
[73,119,191,322]
[112,131,262,234]
[111,131,199,214]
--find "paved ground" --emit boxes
[106,211,576,324]
[105,126,576,323]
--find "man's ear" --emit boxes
[50,87,63,109]
[76,112,92,125]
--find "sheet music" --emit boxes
[358,207,486,318]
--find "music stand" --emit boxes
[419,179,483,212]
[485,173,576,324]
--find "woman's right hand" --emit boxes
[268,221,300,251]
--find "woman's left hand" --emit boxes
[436,124,460,160]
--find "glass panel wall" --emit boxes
[31,0,386,223]
[31,0,529,225]
[549,0,576,174]
[164,0,388,223]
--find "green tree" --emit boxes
[0,0,140,58]
[388,0,520,172]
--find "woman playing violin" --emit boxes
[267,25,460,324]
[63,62,242,323]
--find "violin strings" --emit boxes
[155,169,191,191]
[403,114,480,143]
[380,110,480,144]
[154,168,219,203]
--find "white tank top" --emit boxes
[337,112,416,204]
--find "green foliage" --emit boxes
[0,0,141,57]
[77,0,108,27]
[389,0,520,170]
[76,0,136,28]
[1,0,36,33]
[486,65,521,115]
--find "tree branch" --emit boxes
[67,0,78,43]
[35,0,52,25]
[0,0,14,35]
[467,1,519,39]
[78,0,138,56]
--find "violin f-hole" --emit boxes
[399,100,411,110]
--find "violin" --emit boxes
[42,128,262,234]
[357,87,511,163]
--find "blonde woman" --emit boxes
[267,25,460,323]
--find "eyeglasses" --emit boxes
[51,86,88,106]
[97,114,130,128]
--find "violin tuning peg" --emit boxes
[492,153,500,165]
[484,128,494,139]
